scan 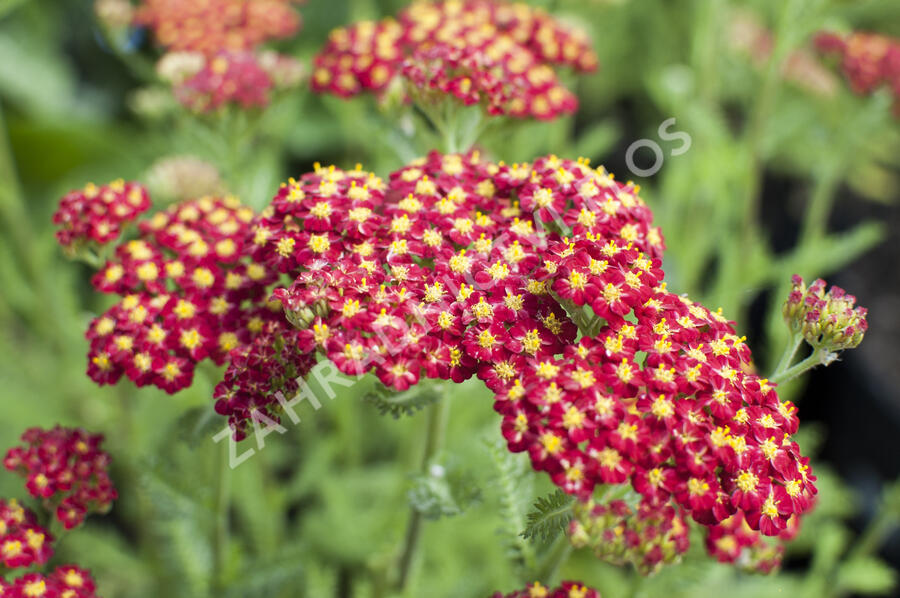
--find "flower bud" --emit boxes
[568,497,689,575]
[783,275,868,351]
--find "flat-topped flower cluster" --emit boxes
[54,150,815,573]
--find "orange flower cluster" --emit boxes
[135,0,303,54]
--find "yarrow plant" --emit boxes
[44,2,884,594]
[312,0,597,122]
[0,428,112,597]
[54,147,870,582]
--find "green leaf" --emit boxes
[520,489,574,543]
[836,557,897,595]
[222,543,305,598]
[407,461,482,520]
[362,384,441,419]
[485,438,536,573]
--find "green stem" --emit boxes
[212,438,231,591]
[772,333,804,379]
[742,0,796,239]
[628,573,645,598]
[534,534,573,586]
[0,105,60,344]
[395,391,450,592]
[799,166,841,246]
[847,505,898,562]
[770,348,828,385]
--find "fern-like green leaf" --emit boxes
[362,385,440,418]
[521,490,574,543]
[485,438,536,574]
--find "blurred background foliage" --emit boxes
[0,0,898,597]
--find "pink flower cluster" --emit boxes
[3,427,116,530]
[52,180,150,252]
[312,0,597,120]
[815,31,900,116]
[174,50,274,111]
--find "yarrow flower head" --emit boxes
[52,180,150,255]
[3,427,116,530]
[0,499,53,570]
[815,31,900,116]
[491,581,601,598]
[784,274,868,352]
[83,196,266,393]
[0,565,100,598]
[62,150,819,575]
[173,50,274,111]
[230,151,661,438]
[312,0,597,120]
[134,0,305,112]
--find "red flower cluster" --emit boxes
[0,566,99,598]
[3,427,116,530]
[134,0,304,111]
[495,287,816,536]
[243,150,814,571]
[0,499,53,570]
[312,0,597,119]
[569,497,689,575]
[52,180,150,253]
[815,31,900,116]
[228,152,661,437]
[61,150,818,573]
[491,581,601,598]
[83,196,274,394]
[784,274,868,352]
[134,0,302,54]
